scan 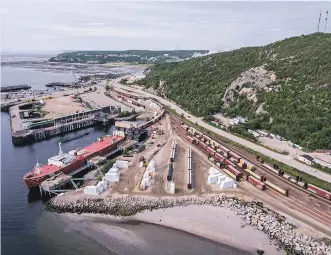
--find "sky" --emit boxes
[0,1,330,53]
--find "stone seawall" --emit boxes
[46,195,331,255]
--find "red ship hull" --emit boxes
[23,136,125,189]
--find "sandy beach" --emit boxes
[63,205,284,255]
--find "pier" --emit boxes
[8,91,123,145]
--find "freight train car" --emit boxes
[217,145,230,158]
[227,165,243,179]
[282,173,291,181]
[167,163,174,181]
[222,168,240,181]
[245,168,264,181]
[206,147,216,156]
[246,162,255,171]
[210,140,219,150]
[181,124,189,131]
[247,176,266,190]
[297,181,307,189]
[262,163,282,175]
[198,141,208,151]
[265,181,289,196]
[229,151,241,162]
[170,148,176,162]
[214,153,225,162]
[202,135,210,144]
[186,136,195,144]
[224,159,236,167]
[187,148,192,189]
[307,184,331,200]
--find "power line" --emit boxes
[317,10,321,32]
[324,10,329,33]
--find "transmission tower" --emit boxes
[324,10,329,33]
[317,11,321,32]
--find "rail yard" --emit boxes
[38,88,331,240]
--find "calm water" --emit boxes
[1,66,249,255]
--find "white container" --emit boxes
[217,174,226,184]
[97,182,104,192]
[101,180,107,189]
[169,182,175,194]
[102,177,109,184]
[219,177,235,190]
[105,173,120,182]
[115,160,128,169]
[208,174,220,184]
[84,185,99,195]
[232,183,238,188]
[208,167,219,175]
[143,171,150,179]
[147,159,156,172]
[108,167,119,174]
[140,182,146,190]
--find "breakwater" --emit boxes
[46,195,331,255]
[1,84,31,92]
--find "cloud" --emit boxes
[1,1,329,52]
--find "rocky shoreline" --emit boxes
[46,195,331,255]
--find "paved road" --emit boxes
[113,82,331,184]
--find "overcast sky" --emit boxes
[1,1,330,53]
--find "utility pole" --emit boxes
[317,11,321,32]
[325,10,329,33]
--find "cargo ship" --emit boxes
[23,135,125,189]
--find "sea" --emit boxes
[1,60,249,255]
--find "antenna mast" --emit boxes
[325,10,329,33]
[317,11,321,32]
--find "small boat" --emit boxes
[62,132,90,143]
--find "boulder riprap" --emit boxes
[46,195,331,255]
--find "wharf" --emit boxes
[0,100,20,112]
[40,173,73,193]
[9,95,118,145]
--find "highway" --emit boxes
[113,81,331,184]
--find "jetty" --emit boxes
[1,84,31,92]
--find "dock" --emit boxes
[40,173,73,193]
[10,102,119,145]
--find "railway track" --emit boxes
[169,112,331,205]
[265,189,331,227]
[169,113,331,228]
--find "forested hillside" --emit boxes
[139,33,331,150]
[49,50,209,64]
